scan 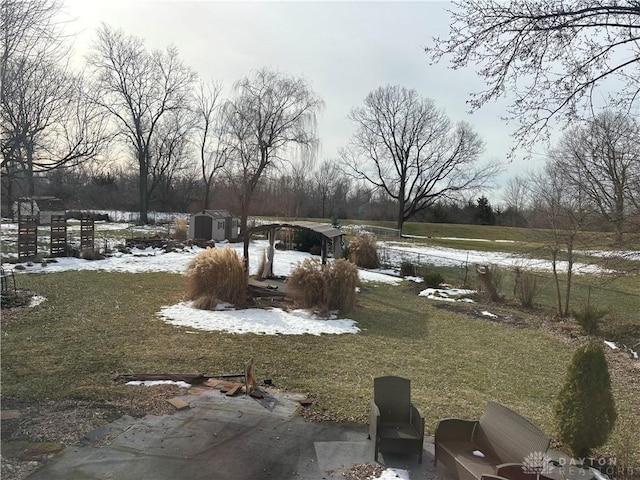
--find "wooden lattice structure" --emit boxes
[80,216,95,250]
[17,215,38,260]
[50,215,67,257]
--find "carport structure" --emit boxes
[243,221,345,278]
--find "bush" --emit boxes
[400,261,417,277]
[514,269,539,307]
[173,218,188,241]
[572,305,608,336]
[349,233,379,269]
[81,248,105,261]
[293,229,322,253]
[184,246,246,309]
[288,258,359,314]
[554,342,616,458]
[419,269,445,288]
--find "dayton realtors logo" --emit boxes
[522,451,555,476]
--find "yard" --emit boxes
[1,217,639,479]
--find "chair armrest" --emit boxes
[482,476,511,480]
[410,403,425,437]
[496,464,535,480]
[434,418,478,442]
[370,400,380,440]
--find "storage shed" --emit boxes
[188,210,240,242]
[12,197,66,225]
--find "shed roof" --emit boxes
[193,209,237,219]
[246,221,344,239]
[16,196,66,211]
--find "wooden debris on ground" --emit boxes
[167,397,190,410]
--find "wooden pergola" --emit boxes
[243,221,345,278]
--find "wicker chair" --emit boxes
[369,376,425,464]
[434,401,551,480]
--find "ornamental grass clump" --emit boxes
[514,269,539,307]
[173,218,188,241]
[288,258,359,315]
[184,246,246,309]
[349,232,379,269]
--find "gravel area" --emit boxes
[1,387,182,480]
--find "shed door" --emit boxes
[194,215,213,240]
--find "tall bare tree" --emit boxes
[529,161,592,317]
[342,85,494,234]
[223,67,323,238]
[148,108,195,210]
[193,80,228,210]
[87,24,197,224]
[1,0,106,214]
[427,1,640,150]
[551,111,640,243]
[314,159,340,219]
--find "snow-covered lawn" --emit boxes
[4,219,636,337]
[7,238,397,336]
[380,241,619,275]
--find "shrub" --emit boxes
[81,248,104,261]
[400,261,417,277]
[288,258,359,314]
[572,305,608,336]
[514,269,539,307]
[418,268,445,288]
[349,233,379,269]
[173,218,188,241]
[554,342,616,458]
[184,246,246,309]
[293,229,323,253]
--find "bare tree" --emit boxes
[342,85,495,234]
[314,159,341,219]
[193,80,228,210]
[1,0,106,214]
[502,176,529,227]
[426,1,640,150]
[529,160,592,317]
[87,24,197,224]
[551,110,640,243]
[223,67,323,238]
[148,109,195,210]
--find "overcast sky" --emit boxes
[63,0,545,202]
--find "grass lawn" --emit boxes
[2,270,638,467]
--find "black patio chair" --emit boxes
[369,375,425,464]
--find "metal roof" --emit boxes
[246,221,344,239]
[193,209,238,219]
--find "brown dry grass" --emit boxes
[173,218,188,241]
[288,258,359,314]
[184,246,246,308]
[349,233,379,269]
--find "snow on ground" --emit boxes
[158,303,360,335]
[380,242,618,275]
[2,239,406,286]
[376,468,410,480]
[126,380,192,388]
[418,287,476,303]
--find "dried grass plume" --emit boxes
[184,246,246,309]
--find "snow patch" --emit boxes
[158,303,360,336]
